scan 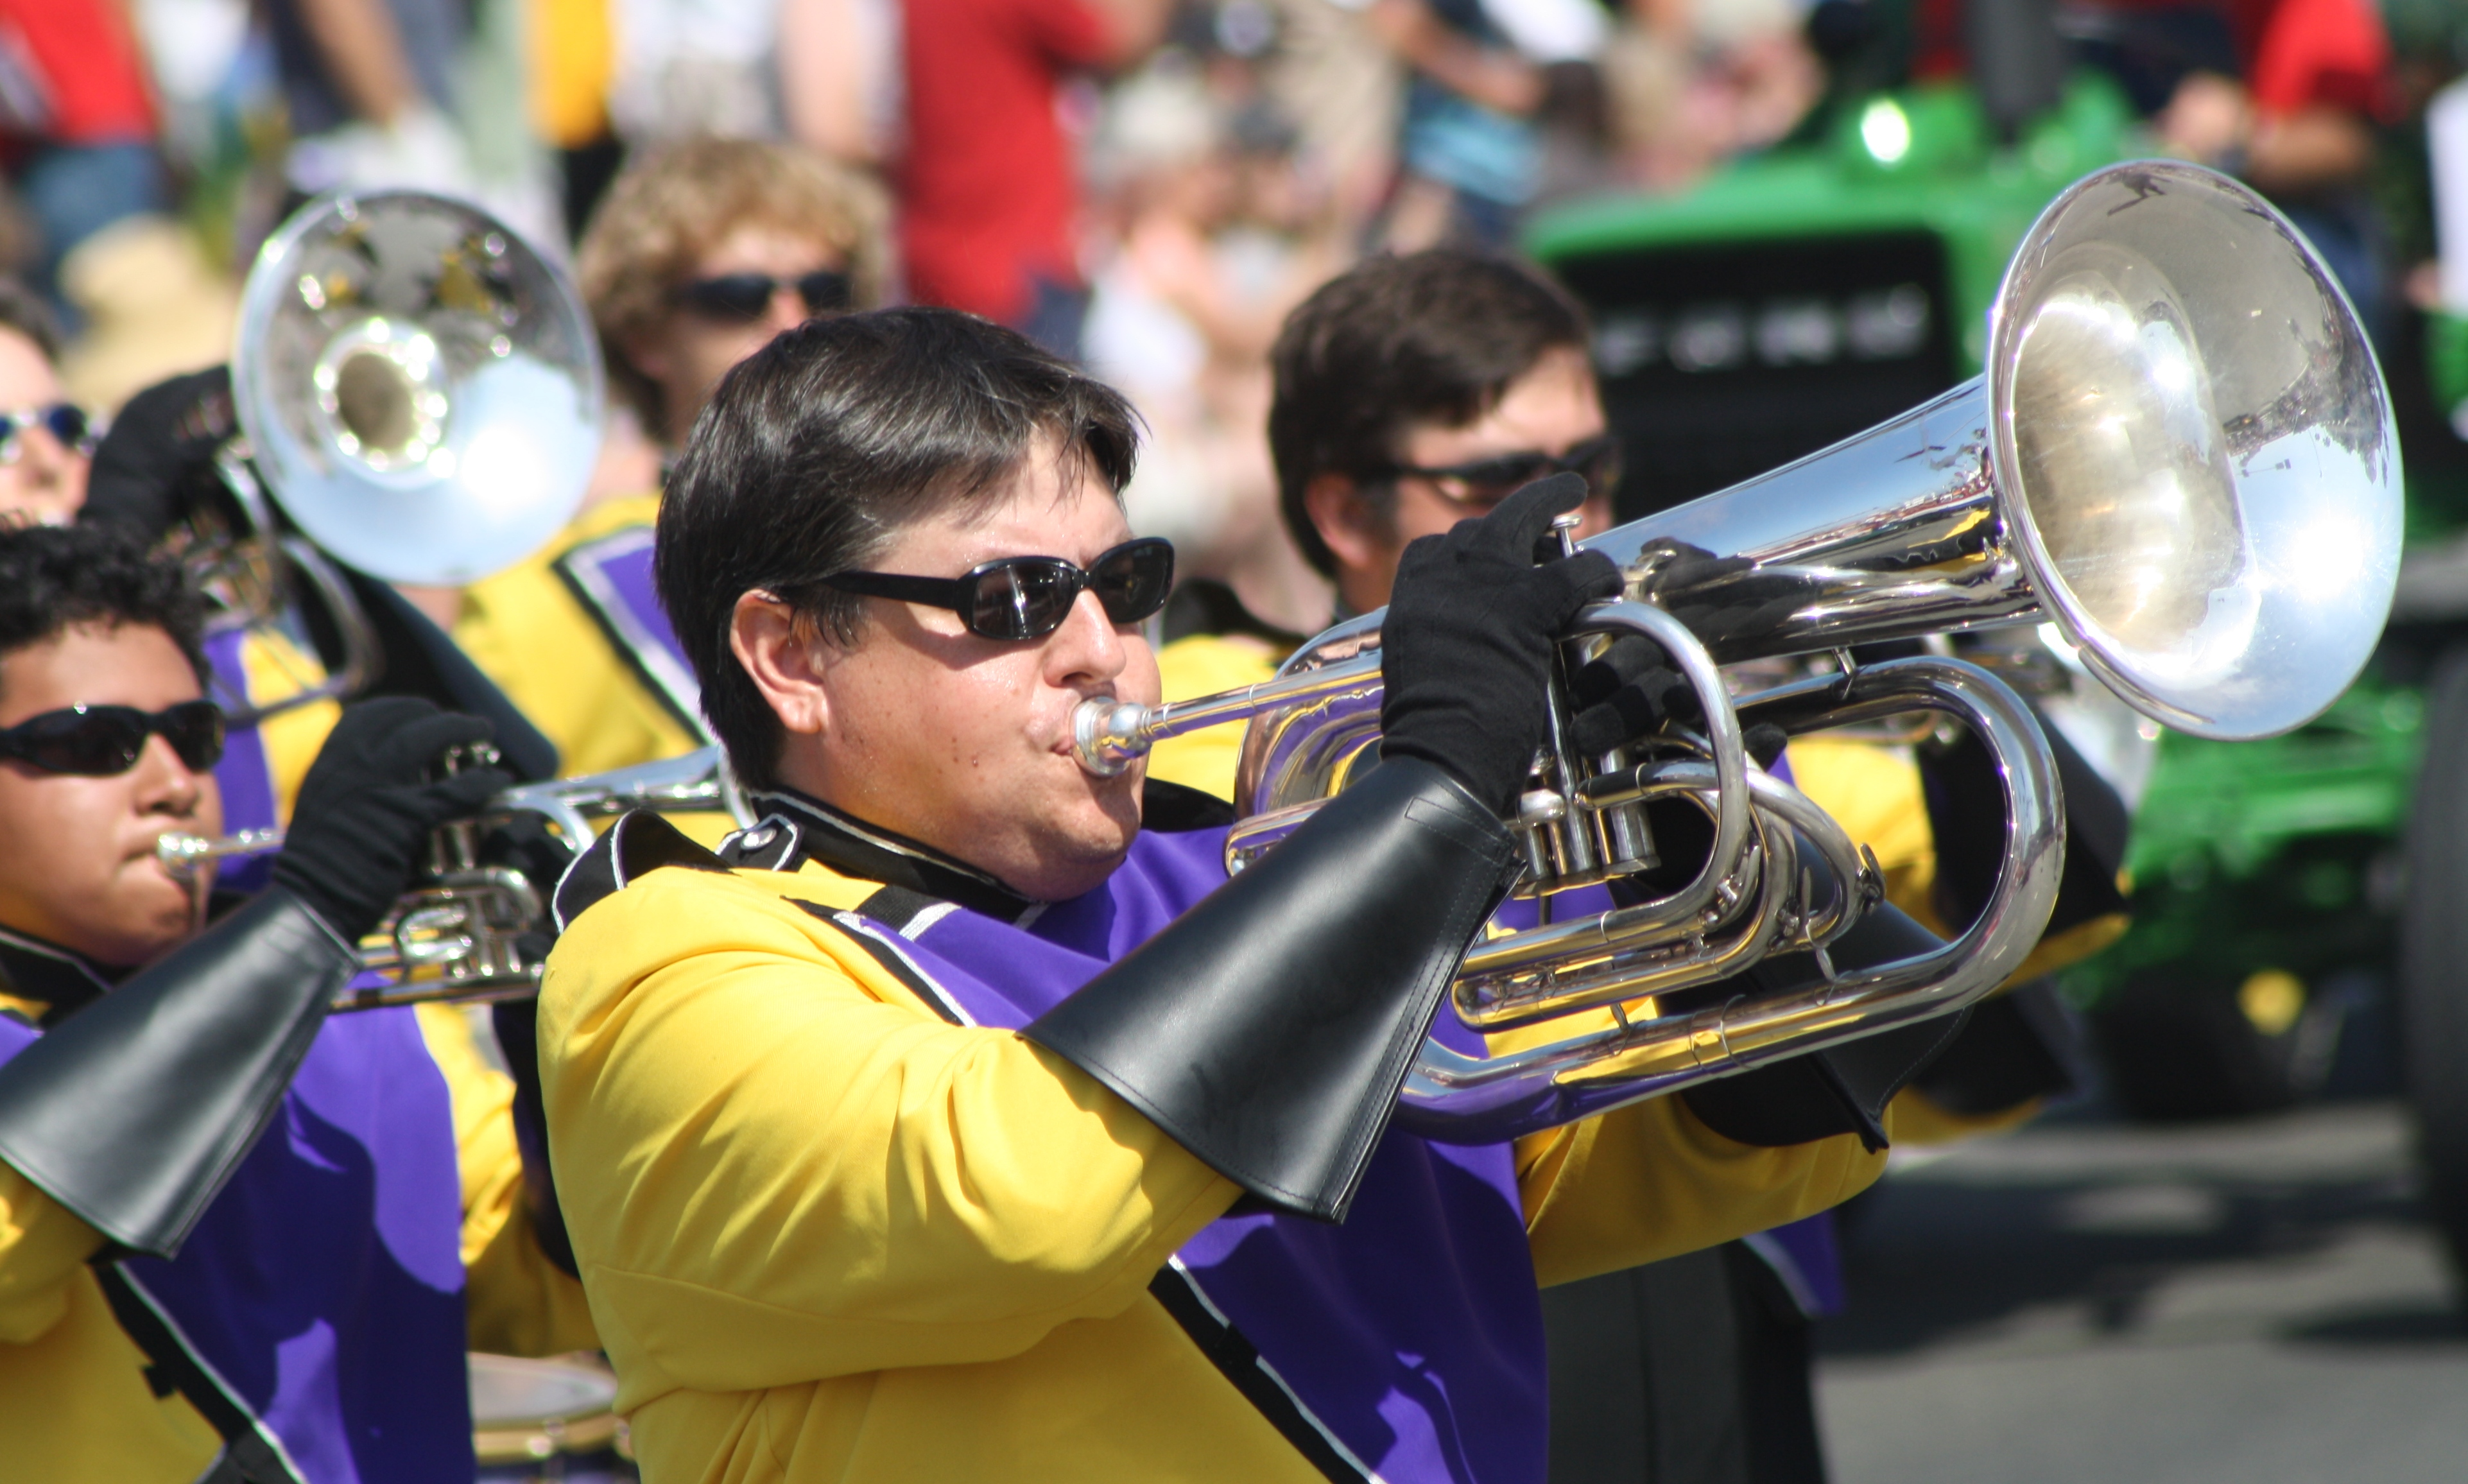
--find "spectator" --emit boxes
[608,0,786,143]
[1086,65,1340,637]
[0,280,88,528]
[264,0,475,198]
[897,0,1175,357]
[1368,0,1605,249]
[2125,0,2397,328]
[0,0,167,325]
[780,0,906,164]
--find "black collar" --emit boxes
[734,789,1041,923]
[729,782,1236,924]
[0,926,116,1028]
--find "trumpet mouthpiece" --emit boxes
[1073,696,1155,777]
[155,833,214,879]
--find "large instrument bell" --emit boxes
[1601,159,2399,743]
[232,191,604,585]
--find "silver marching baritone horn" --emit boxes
[1075,160,2403,1138]
[180,189,605,724]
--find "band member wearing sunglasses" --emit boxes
[535,306,1895,1483]
[0,279,95,528]
[454,139,892,781]
[0,522,596,1481]
[1161,250,2123,1484]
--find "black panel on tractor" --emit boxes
[1552,231,1960,523]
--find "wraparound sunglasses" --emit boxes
[673,270,854,322]
[1378,434,1625,510]
[0,702,226,776]
[816,537,1176,642]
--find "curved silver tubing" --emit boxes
[154,747,743,1010]
[1394,657,2062,1145]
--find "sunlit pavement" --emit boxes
[1815,1099,2468,1484]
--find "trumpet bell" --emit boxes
[232,192,605,585]
[1991,162,2399,739]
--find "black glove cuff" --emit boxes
[1023,757,1522,1221]
[0,890,356,1257]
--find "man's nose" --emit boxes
[131,734,205,818]
[16,427,65,487]
[1048,589,1129,687]
[766,287,811,336]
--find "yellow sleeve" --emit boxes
[1514,1082,1886,1290]
[539,867,1241,1410]
[1785,735,1936,922]
[1144,634,1282,802]
[0,1165,105,1346]
[453,494,704,779]
[412,1005,599,1357]
[236,629,342,823]
[1885,1087,2042,1147]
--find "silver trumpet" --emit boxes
[1075,161,2402,1139]
[156,751,741,1012]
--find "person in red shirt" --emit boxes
[896,0,1173,358]
[0,0,166,323]
[2148,0,2395,332]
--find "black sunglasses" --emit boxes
[817,537,1176,642]
[1380,434,1624,510]
[0,702,225,777]
[673,270,855,322]
[0,404,95,463]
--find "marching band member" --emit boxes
[538,307,1919,1483]
[1152,248,2127,1481]
[0,279,91,528]
[0,522,594,1481]
[455,138,891,779]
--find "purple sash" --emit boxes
[554,524,709,741]
[0,989,474,1483]
[833,827,1548,1484]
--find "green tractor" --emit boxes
[1526,68,2440,1123]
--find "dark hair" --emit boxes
[655,307,1143,789]
[1267,250,1591,577]
[0,277,60,363]
[0,522,210,693]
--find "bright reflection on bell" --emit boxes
[234,192,605,584]
[2009,257,2243,664]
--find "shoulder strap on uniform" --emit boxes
[94,1266,306,1484]
[552,525,710,741]
[552,809,731,931]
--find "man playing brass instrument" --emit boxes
[0,522,594,1480]
[539,307,1921,1482]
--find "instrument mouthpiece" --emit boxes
[1072,696,1155,777]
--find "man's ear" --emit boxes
[1302,473,1391,577]
[730,592,835,740]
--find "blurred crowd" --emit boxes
[4,0,2468,623]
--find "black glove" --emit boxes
[81,367,237,542]
[1380,473,1623,813]
[1566,634,1695,755]
[272,698,509,942]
